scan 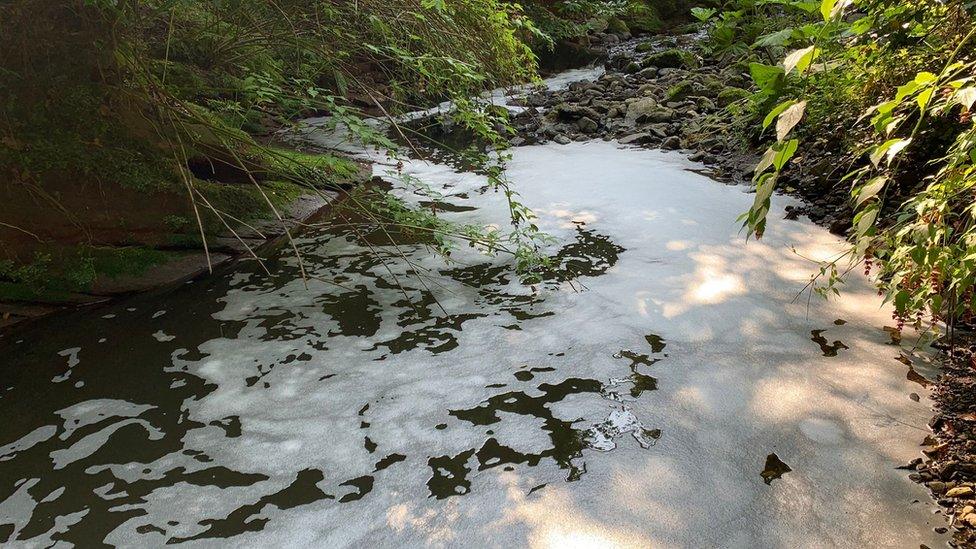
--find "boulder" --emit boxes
[577,116,599,133]
[642,49,698,70]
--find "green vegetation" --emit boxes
[0,0,691,299]
[521,0,697,47]
[694,0,976,331]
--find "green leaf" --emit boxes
[849,15,875,34]
[773,139,799,170]
[749,63,785,93]
[819,0,836,20]
[754,146,778,178]
[914,72,938,85]
[763,100,796,130]
[691,7,717,21]
[855,204,878,238]
[783,46,816,74]
[821,0,850,20]
[753,28,795,48]
[916,87,934,110]
[894,290,909,311]
[895,80,920,102]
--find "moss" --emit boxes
[635,42,655,53]
[642,49,698,69]
[624,4,663,33]
[196,179,306,227]
[167,233,206,249]
[0,246,173,298]
[90,247,169,280]
[666,81,695,100]
[606,17,630,35]
[264,148,361,188]
[0,281,77,303]
[717,87,752,107]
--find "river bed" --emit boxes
[0,70,949,547]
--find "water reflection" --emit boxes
[0,182,658,545]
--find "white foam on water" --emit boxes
[1,125,946,546]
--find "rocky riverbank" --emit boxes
[904,336,976,547]
[508,31,854,235]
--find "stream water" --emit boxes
[0,70,950,547]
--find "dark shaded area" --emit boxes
[810,329,849,357]
[761,453,792,485]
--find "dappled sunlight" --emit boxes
[494,472,661,549]
[661,252,746,318]
[386,500,462,545]
[665,240,692,251]
[537,203,600,228]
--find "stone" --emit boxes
[647,123,670,138]
[553,103,600,122]
[947,486,974,498]
[634,41,654,53]
[662,136,681,150]
[553,134,571,145]
[577,116,598,133]
[642,49,697,69]
[635,67,658,79]
[929,481,948,494]
[618,133,653,145]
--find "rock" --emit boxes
[662,136,681,150]
[637,83,660,96]
[666,81,697,101]
[647,123,670,138]
[635,67,658,79]
[553,134,571,145]
[90,252,232,295]
[526,93,548,107]
[624,97,656,119]
[625,98,674,125]
[929,481,948,494]
[552,103,600,121]
[947,486,975,498]
[577,116,598,133]
[634,41,655,53]
[619,133,653,145]
[828,216,850,236]
[642,49,697,70]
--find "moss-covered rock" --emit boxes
[642,49,698,70]
[635,41,655,53]
[606,17,630,35]
[666,81,696,100]
[717,87,752,107]
[624,3,663,33]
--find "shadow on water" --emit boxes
[0,181,659,544]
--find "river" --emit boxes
[0,69,948,547]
